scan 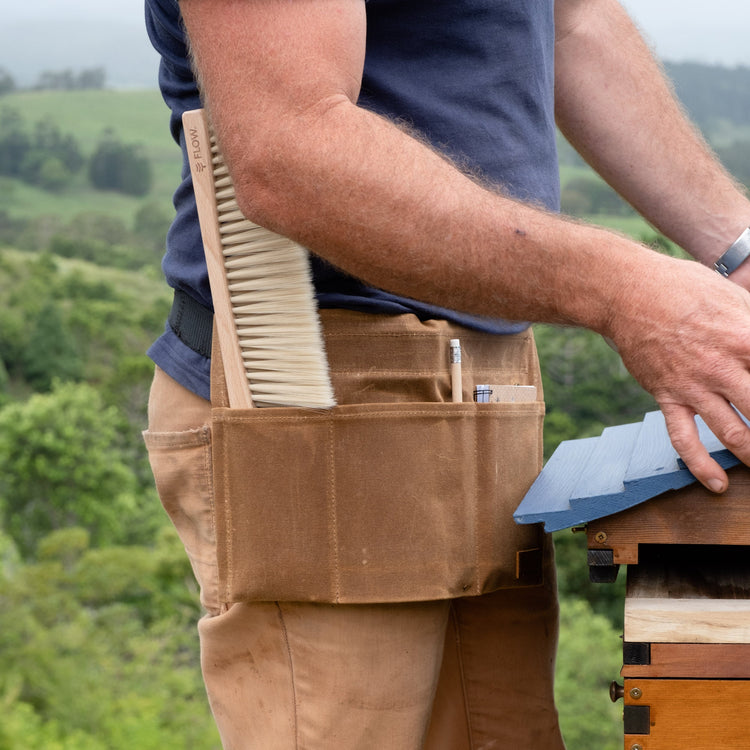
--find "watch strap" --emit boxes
[714,227,750,277]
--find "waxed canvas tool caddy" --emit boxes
[208,310,547,604]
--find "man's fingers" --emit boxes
[661,402,728,493]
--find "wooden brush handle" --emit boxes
[183,108,254,408]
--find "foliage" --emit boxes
[0,239,211,743]
[134,202,171,252]
[535,324,656,456]
[0,107,84,192]
[89,130,153,197]
[20,301,84,391]
[716,139,750,188]
[0,67,15,96]
[0,103,163,201]
[554,531,625,630]
[33,68,107,92]
[0,209,167,272]
[555,597,623,749]
[2,206,170,267]
[0,247,168,384]
[0,527,220,749]
[0,382,160,557]
[665,62,750,133]
[0,248,170,521]
[561,175,634,218]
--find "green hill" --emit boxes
[1,89,171,150]
[665,62,750,141]
[1,89,180,224]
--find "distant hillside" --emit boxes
[665,62,750,137]
[0,89,179,225]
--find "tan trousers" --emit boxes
[144,311,564,750]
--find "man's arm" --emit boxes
[555,0,750,277]
[180,0,750,493]
[554,0,750,483]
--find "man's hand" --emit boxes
[607,253,750,493]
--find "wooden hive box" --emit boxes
[619,544,750,750]
[516,413,750,749]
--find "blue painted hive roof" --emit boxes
[514,410,742,532]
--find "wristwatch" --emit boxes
[714,227,750,277]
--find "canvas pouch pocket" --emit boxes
[211,397,545,604]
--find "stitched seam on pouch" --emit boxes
[472,411,480,596]
[218,406,543,424]
[326,419,341,603]
[221,428,233,602]
[202,427,222,611]
[142,425,211,447]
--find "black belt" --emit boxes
[168,289,213,359]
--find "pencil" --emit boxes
[450,338,462,403]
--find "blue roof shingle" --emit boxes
[514,410,742,532]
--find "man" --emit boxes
[143,1,750,748]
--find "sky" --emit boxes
[7,0,141,22]
[2,0,749,89]
[621,0,749,66]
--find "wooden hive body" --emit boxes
[516,414,750,749]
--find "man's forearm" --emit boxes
[219,94,655,337]
[182,0,658,338]
[555,0,750,270]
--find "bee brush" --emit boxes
[182,108,335,410]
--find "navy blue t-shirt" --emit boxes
[145,0,560,399]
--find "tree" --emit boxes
[20,301,83,391]
[0,67,15,96]
[555,597,623,750]
[76,67,107,90]
[560,175,633,217]
[35,69,77,91]
[33,117,85,175]
[36,156,72,192]
[133,202,171,252]
[0,358,8,407]
[0,527,220,749]
[33,67,107,92]
[89,131,152,197]
[0,382,144,557]
[665,62,750,132]
[716,140,750,188]
[0,110,83,191]
[554,530,625,630]
[534,323,656,456]
[0,107,30,177]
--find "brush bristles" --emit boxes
[210,138,335,409]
